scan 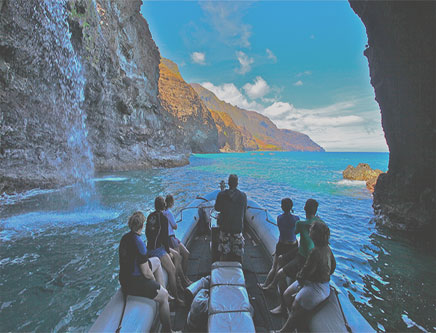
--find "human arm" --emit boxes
[160,213,170,253]
[214,192,224,212]
[296,248,318,283]
[330,247,336,275]
[134,235,154,279]
[140,261,154,280]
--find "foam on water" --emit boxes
[334,179,367,186]
[92,177,129,182]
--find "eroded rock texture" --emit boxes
[0,0,189,193]
[349,1,436,237]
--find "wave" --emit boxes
[0,188,59,205]
[92,177,129,182]
[334,179,367,187]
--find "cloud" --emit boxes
[294,80,303,86]
[266,49,277,62]
[235,51,254,75]
[191,52,206,65]
[243,77,270,99]
[199,2,252,48]
[200,82,263,111]
[296,70,312,77]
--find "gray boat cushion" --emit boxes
[309,287,348,333]
[208,311,255,332]
[209,285,252,315]
[211,262,245,286]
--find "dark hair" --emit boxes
[165,194,174,207]
[310,220,330,247]
[228,174,238,188]
[128,211,146,232]
[281,198,293,212]
[304,199,318,216]
[155,196,166,211]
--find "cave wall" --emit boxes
[349,1,436,237]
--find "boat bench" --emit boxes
[89,271,168,333]
[208,261,255,332]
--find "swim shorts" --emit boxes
[276,241,298,257]
[169,235,181,249]
[147,246,167,258]
[288,280,330,311]
[282,253,306,279]
[218,231,245,257]
[127,275,160,299]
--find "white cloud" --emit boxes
[296,70,312,77]
[235,51,254,75]
[294,80,303,86]
[191,52,206,65]
[266,48,277,62]
[243,77,270,99]
[200,82,263,111]
[199,2,252,48]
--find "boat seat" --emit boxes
[208,261,255,332]
[90,270,168,333]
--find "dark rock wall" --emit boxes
[349,1,436,237]
[0,0,189,193]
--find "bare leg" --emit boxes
[159,253,182,304]
[278,299,308,333]
[269,268,288,315]
[259,254,279,289]
[153,286,171,332]
[149,257,164,287]
[170,248,191,288]
[178,243,190,273]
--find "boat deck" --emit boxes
[172,228,284,332]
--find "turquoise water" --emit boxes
[1,152,435,331]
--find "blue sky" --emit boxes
[141,1,388,152]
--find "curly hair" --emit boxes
[155,196,166,211]
[128,211,146,232]
[310,220,330,247]
[165,194,174,208]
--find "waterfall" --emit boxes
[36,0,96,203]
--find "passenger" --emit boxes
[118,212,172,332]
[214,174,247,263]
[258,198,299,290]
[270,198,322,315]
[146,196,184,306]
[279,220,336,332]
[163,194,192,287]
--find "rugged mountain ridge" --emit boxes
[158,58,218,153]
[192,83,325,152]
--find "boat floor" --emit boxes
[171,229,284,332]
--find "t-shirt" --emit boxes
[214,188,247,234]
[277,212,299,242]
[146,211,169,253]
[163,209,177,236]
[297,245,336,283]
[295,216,323,258]
[119,231,149,289]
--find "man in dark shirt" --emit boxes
[214,174,247,263]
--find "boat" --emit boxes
[90,189,374,332]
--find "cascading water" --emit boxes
[36,0,96,205]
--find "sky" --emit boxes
[141,1,388,152]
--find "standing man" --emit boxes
[214,174,247,263]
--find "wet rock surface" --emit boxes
[349,0,436,237]
[343,163,383,192]
[0,0,189,193]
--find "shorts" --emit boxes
[147,246,167,258]
[169,235,181,249]
[275,241,298,257]
[127,275,160,299]
[288,280,330,311]
[218,231,245,257]
[282,253,306,279]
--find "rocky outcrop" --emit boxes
[192,83,324,152]
[158,58,218,153]
[209,110,245,152]
[0,0,189,193]
[349,1,436,237]
[343,163,383,192]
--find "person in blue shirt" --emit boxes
[119,211,172,332]
[258,198,299,290]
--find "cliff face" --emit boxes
[209,110,245,152]
[349,1,436,237]
[158,58,218,153]
[191,83,324,152]
[0,0,188,193]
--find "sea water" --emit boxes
[0,152,435,331]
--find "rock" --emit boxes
[343,163,383,193]
[191,83,324,152]
[349,0,436,239]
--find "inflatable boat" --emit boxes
[90,189,374,332]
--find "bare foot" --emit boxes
[270,304,284,315]
[257,282,274,291]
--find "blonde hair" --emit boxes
[128,211,146,232]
